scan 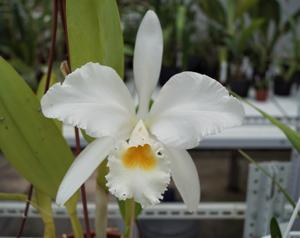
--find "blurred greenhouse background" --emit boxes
[1,0,300,237]
[1,0,300,97]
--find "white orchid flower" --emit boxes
[41,10,244,211]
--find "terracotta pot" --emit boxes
[255,89,268,101]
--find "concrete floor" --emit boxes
[0,149,291,237]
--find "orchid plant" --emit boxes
[41,9,244,218]
[2,1,300,237]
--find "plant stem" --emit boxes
[123,199,136,238]
[69,213,84,238]
[95,181,108,238]
[43,221,56,238]
[35,189,56,238]
[128,200,136,238]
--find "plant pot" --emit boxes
[187,55,218,79]
[229,80,250,98]
[293,70,300,86]
[138,220,199,238]
[273,76,293,96]
[255,89,268,101]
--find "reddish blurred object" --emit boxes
[255,89,268,101]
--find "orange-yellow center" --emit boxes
[122,144,157,170]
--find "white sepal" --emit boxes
[56,137,114,205]
[133,10,163,118]
[166,147,200,212]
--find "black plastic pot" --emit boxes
[187,56,218,79]
[293,71,300,86]
[229,80,251,98]
[273,76,293,96]
[138,220,199,238]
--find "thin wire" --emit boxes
[16,185,33,238]
[44,0,59,93]
[58,0,92,236]
[16,0,59,237]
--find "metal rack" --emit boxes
[1,95,300,236]
[0,201,246,220]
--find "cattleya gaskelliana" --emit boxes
[41,10,244,211]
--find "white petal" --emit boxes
[106,132,170,207]
[56,137,114,205]
[147,72,245,149]
[133,10,163,118]
[166,147,200,212]
[41,62,136,140]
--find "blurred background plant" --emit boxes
[0,0,64,90]
[1,0,300,99]
[119,0,198,85]
[272,17,300,96]
[198,0,262,97]
[247,0,300,99]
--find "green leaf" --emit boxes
[233,92,300,154]
[66,0,124,78]
[270,217,282,238]
[237,19,264,52]
[281,9,300,34]
[0,57,74,198]
[0,192,27,202]
[119,199,142,221]
[251,107,300,154]
[118,199,142,236]
[235,0,258,19]
[250,0,280,29]
[198,0,226,26]
[81,129,95,143]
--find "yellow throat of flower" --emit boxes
[122,144,157,170]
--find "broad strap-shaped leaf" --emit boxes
[66,0,124,77]
[0,57,74,198]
